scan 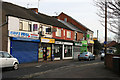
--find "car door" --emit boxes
[0,52,6,67]
[2,52,13,67]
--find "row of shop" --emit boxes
[8,31,92,63]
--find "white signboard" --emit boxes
[55,41,73,45]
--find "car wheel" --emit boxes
[93,57,95,60]
[13,63,18,70]
[88,57,91,61]
[79,59,81,61]
[101,57,103,61]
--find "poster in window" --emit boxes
[39,48,43,58]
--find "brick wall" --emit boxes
[105,54,120,70]
[52,26,74,41]
[77,32,83,41]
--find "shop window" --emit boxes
[64,45,72,57]
[67,31,71,38]
[33,24,38,31]
[54,45,62,58]
[56,28,61,37]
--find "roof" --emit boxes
[2,1,73,30]
[58,12,93,32]
[59,20,84,33]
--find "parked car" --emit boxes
[100,49,114,60]
[0,51,19,70]
[78,52,95,61]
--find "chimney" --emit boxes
[29,8,38,14]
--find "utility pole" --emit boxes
[97,30,99,40]
[105,0,107,58]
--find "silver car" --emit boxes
[101,49,114,60]
[0,51,19,70]
[78,52,95,61]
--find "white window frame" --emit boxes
[56,28,61,37]
[67,31,71,38]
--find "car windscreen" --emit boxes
[107,50,113,53]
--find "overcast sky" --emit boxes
[2,0,116,42]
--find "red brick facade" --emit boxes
[57,12,85,41]
[52,26,74,41]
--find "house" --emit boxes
[56,12,94,53]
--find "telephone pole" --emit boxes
[105,0,107,57]
[97,30,99,40]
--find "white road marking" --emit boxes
[35,65,42,68]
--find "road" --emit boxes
[2,58,120,79]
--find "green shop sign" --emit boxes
[81,40,88,46]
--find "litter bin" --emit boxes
[112,56,120,73]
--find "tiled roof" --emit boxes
[59,12,93,32]
[2,2,73,30]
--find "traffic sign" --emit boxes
[104,41,107,44]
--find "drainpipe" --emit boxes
[0,16,8,27]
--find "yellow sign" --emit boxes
[41,37,55,43]
[93,38,97,40]
[104,45,106,47]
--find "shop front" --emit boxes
[38,37,55,61]
[8,30,40,63]
[53,41,73,60]
[87,40,94,53]
[73,42,82,59]
[80,40,88,53]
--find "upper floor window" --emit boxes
[19,22,23,30]
[28,24,32,32]
[67,31,71,38]
[46,27,51,34]
[56,28,61,37]
[75,32,77,40]
[63,30,65,36]
[64,18,67,22]
[33,24,38,31]
[19,21,29,31]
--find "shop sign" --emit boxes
[88,40,94,44]
[55,41,63,44]
[9,30,39,39]
[74,42,82,46]
[41,37,55,43]
[63,42,73,45]
[55,41,73,45]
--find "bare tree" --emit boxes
[94,0,120,42]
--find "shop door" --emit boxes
[11,41,38,63]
